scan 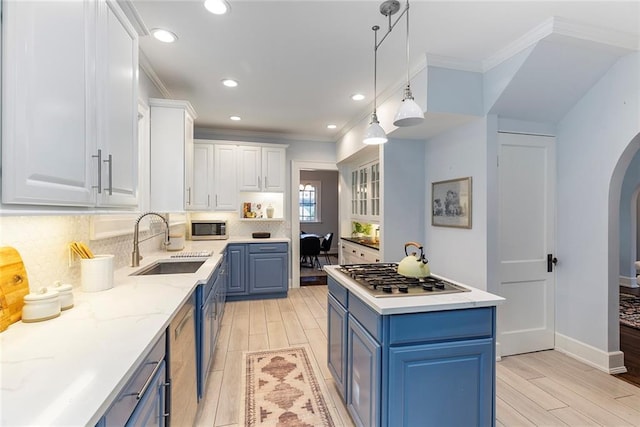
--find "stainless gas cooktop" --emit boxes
[339,263,470,298]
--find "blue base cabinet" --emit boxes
[197,256,226,399]
[327,294,348,399]
[227,242,288,301]
[125,361,167,427]
[97,333,167,427]
[347,316,380,427]
[387,339,494,426]
[227,244,247,295]
[327,276,496,427]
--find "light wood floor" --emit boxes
[195,286,640,427]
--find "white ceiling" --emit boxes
[130,1,640,142]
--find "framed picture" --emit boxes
[431,177,472,228]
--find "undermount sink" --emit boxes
[130,260,206,276]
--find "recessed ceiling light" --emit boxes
[222,79,238,88]
[230,116,241,121]
[151,28,178,43]
[204,0,230,15]
[351,94,365,101]
[327,124,337,129]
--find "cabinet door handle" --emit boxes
[216,194,219,207]
[92,149,102,194]
[187,187,191,205]
[258,176,261,189]
[103,154,113,195]
[264,176,268,189]
[207,194,211,207]
[162,381,170,418]
[135,360,163,400]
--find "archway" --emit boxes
[608,132,640,366]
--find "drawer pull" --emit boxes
[135,361,163,400]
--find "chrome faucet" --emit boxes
[131,212,170,267]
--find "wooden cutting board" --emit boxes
[0,247,30,331]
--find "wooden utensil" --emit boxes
[0,246,30,330]
[70,242,94,259]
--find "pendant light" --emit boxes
[393,0,423,127]
[364,25,388,145]
[362,0,422,145]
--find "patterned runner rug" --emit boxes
[620,293,640,329]
[240,346,336,427]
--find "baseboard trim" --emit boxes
[555,332,627,374]
[620,275,640,288]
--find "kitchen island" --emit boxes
[325,265,504,427]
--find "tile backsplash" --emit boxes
[0,213,290,292]
[1,215,172,291]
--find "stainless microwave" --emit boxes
[189,220,228,240]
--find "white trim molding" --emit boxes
[555,332,627,374]
[620,275,640,288]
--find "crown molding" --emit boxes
[482,17,555,72]
[426,54,483,73]
[194,127,334,144]
[139,52,172,99]
[482,16,638,72]
[551,16,639,52]
[116,0,149,36]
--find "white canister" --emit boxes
[22,288,61,323]
[80,254,114,292]
[166,234,185,251]
[48,281,74,310]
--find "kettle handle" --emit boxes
[404,242,424,258]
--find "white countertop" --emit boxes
[324,265,504,315]
[0,237,289,427]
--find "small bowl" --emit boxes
[22,288,61,323]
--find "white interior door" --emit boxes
[498,132,556,356]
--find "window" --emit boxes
[299,181,321,222]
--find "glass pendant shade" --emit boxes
[363,113,388,145]
[393,86,424,127]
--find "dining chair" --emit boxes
[320,232,334,264]
[300,235,321,269]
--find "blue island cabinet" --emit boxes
[327,276,496,427]
[227,242,288,301]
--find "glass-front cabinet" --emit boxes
[351,160,380,220]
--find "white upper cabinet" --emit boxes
[96,0,139,207]
[350,159,380,220]
[238,145,286,192]
[213,144,238,210]
[191,143,214,210]
[149,99,197,212]
[1,0,138,208]
[262,146,286,192]
[191,142,238,211]
[238,146,261,191]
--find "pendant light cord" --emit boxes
[405,1,410,86]
[373,25,379,114]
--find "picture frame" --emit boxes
[431,177,472,228]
